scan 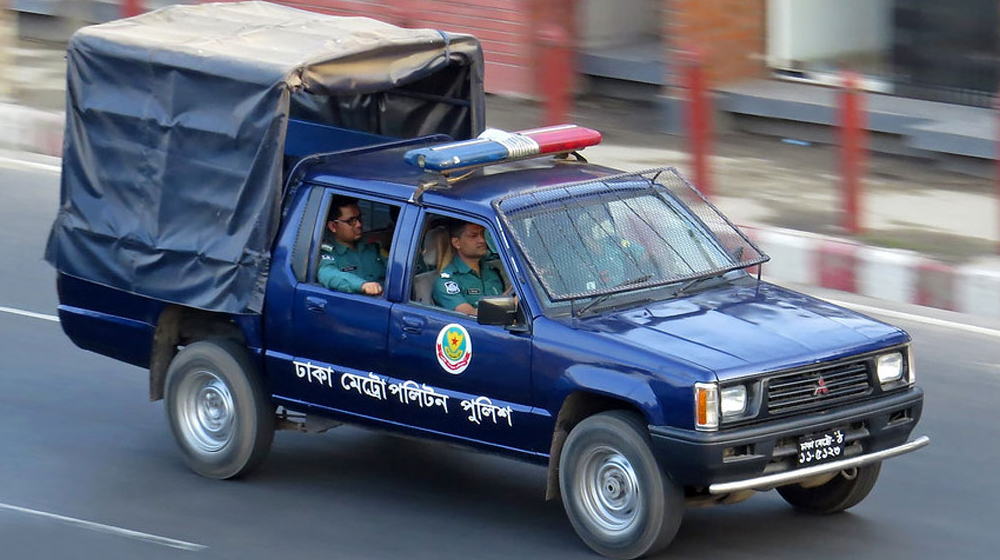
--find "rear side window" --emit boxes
[357,199,397,233]
[309,191,403,297]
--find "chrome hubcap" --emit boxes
[177,370,235,453]
[578,446,641,533]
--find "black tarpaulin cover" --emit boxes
[46,1,485,314]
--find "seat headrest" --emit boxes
[422,226,448,268]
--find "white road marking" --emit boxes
[825,298,1000,339]
[969,361,1000,372]
[0,305,59,322]
[0,155,61,173]
[0,502,207,551]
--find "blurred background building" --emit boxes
[4,0,1000,172]
[8,0,998,101]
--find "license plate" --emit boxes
[797,429,846,466]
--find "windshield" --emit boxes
[495,168,768,303]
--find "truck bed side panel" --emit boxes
[56,273,164,368]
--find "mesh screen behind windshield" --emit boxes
[495,167,768,302]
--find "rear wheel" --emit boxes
[776,463,882,514]
[164,339,275,479]
[559,411,683,560]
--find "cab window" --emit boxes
[311,192,401,297]
[409,213,512,316]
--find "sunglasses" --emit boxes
[334,215,363,226]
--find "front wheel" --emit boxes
[776,463,881,514]
[164,339,275,479]
[559,411,684,560]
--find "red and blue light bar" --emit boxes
[404,124,602,172]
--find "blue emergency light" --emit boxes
[404,125,602,172]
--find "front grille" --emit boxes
[766,360,872,414]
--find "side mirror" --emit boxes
[477,296,518,326]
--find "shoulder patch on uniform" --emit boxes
[320,254,334,261]
[444,281,460,295]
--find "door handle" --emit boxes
[401,315,425,334]
[305,296,327,313]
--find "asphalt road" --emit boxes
[1,159,997,559]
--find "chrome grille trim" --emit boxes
[766,361,872,414]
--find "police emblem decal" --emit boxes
[436,323,472,374]
[444,281,460,295]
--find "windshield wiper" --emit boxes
[674,272,728,298]
[575,274,653,317]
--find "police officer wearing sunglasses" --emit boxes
[317,196,386,295]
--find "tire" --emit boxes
[559,411,684,560]
[776,462,882,514]
[164,339,275,479]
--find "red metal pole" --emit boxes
[122,0,142,18]
[537,23,572,126]
[839,71,866,235]
[681,48,713,199]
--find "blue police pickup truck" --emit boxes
[45,3,927,558]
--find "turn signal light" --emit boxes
[695,382,719,431]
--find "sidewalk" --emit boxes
[4,37,1000,319]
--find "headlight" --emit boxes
[694,382,719,431]
[876,352,904,385]
[720,385,748,417]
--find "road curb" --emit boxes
[743,224,1000,319]
[0,103,64,157]
[5,102,999,319]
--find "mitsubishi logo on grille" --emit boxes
[813,376,830,396]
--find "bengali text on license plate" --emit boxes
[797,429,846,465]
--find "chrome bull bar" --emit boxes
[708,435,930,495]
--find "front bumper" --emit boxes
[648,387,925,492]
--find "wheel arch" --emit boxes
[148,305,247,401]
[544,390,653,501]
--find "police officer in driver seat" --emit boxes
[432,220,504,316]
[317,196,386,295]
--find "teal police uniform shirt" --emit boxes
[432,256,504,311]
[544,236,649,296]
[589,236,648,289]
[317,240,386,294]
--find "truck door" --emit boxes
[273,189,407,419]
[386,211,545,455]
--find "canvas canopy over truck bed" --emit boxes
[45,0,485,314]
